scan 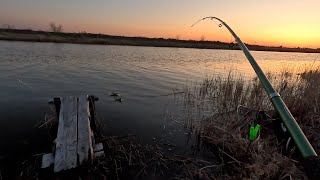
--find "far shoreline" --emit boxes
[1,28,319,53]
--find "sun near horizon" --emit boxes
[1,0,320,49]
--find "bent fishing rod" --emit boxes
[192,17,320,178]
[192,17,317,157]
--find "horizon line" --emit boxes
[1,27,319,50]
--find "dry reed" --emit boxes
[179,66,320,179]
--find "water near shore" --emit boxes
[0,40,319,155]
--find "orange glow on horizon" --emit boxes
[1,0,320,49]
[84,19,320,49]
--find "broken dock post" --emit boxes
[41,95,104,172]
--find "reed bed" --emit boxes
[15,109,218,180]
[179,67,320,179]
[15,134,221,180]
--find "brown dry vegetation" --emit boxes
[180,67,320,179]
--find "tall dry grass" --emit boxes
[181,67,320,179]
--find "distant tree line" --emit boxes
[2,24,15,29]
[49,22,63,33]
[2,22,64,33]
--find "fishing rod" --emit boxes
[192,16,316,157]
[192,17,320,178]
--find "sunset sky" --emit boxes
[1,0,320,48]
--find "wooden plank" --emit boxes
[41,153,54,168]
[77,95,93,165]
[54,96,78,172]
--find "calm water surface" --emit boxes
[0,40,319,155]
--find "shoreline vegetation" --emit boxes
[10,67,320,179]
[1,28,320,53]
[179,67,320,179]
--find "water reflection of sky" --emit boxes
[0,40,319,155]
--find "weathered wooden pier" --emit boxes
[41,95,104,172]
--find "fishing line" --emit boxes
[190,16,318,158]
[191,17,235,45]
[136,91,185,98]
[213,20,234,44]
[17,78,33,89]
[190,18,205,28]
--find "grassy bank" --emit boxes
[1,28,320,53]
[180,67,320,179]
